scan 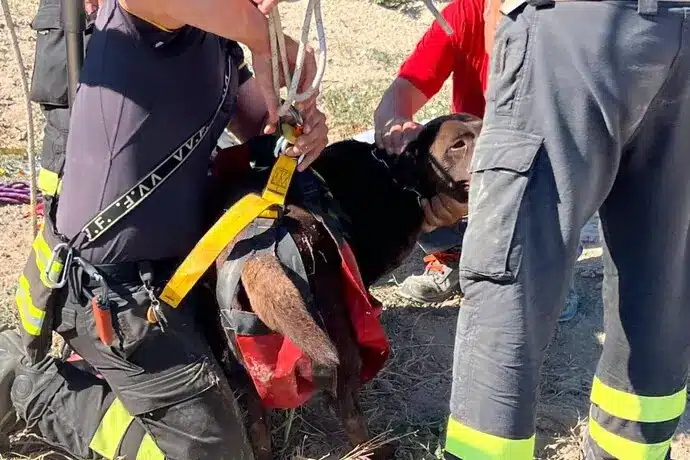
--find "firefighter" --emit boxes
[442,0,690,457]
[0,0,329,458]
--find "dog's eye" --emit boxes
[449,139,466,152]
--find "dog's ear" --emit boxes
[425,114,482,203]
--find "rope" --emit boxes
[422,0,454,36]
[0,0,39,237]
[268,0,327,118]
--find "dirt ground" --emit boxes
[2,1,690,459]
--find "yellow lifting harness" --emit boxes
[159,150,299,309]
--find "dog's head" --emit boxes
[391,113,482,203]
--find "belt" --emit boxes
[71,257,178,346]
[92,258,180,286]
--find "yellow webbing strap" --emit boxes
[159,155,298,308]
[260,152,298,218]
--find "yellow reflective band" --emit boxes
[89,398,135,459]
[588,412,671,460]
[32,232,63,287]
[591,376,686,423]
[160,155,298,308]
[37,168,61,197]
[160,193,275,307]
[444,417,534,460]
[137,433,165,460]
[15,275,45,336]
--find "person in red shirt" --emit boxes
[373,0,579,321]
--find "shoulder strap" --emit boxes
[70,54,237,248]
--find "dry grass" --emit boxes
[2,1,690,460]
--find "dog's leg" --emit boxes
[244,385,272,460]
[335,369,371,448]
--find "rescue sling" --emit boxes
[159,141,389,409]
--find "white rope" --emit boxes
[0,0,38,238]
[422,0,454,36]
[268,0,327,118]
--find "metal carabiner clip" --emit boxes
[45,243,73,289]
[277,105,305,142]
[273,136,306,165]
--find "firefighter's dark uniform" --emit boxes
[443,0,690,458]
[12,0,256,458]
[29,0,95,208]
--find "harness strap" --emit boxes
[160,154,300,308]
[216,218,310,333]
[43,52,237,289]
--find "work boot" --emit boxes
[397,249,461,303]
[0,328,24,435]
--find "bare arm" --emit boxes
[374,77,429,154]
[226,77,329,171]
[376,77,429,123]
[121,0,271,54]
[227,78,270,143]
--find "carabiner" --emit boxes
[45,243,73,289]
[277,105,305,142]
[273,136,306,165]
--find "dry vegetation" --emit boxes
[1,0,690,459]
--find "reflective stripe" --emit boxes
[37,168,61,197]
[588,412,671,460]
[32,232,63,288]
[15,275,45,336]
[444,417,534,460]
[137,433,165,460]
[590,376,686,423]
[90,398,136,459]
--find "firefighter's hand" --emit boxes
[285,98,328,172]
[253,35,318,136]
[252,0,286,14]
[420,193,468,233]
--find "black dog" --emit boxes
[200,113,482,460]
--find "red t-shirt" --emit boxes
[398,0,489,119]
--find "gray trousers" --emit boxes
[445,2,690,459]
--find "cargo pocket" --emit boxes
[459,129,543,282]
[30,0,69,107]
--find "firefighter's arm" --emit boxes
[226,77,329,171]
[119,0,272,54]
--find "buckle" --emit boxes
[45,243,73,289]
